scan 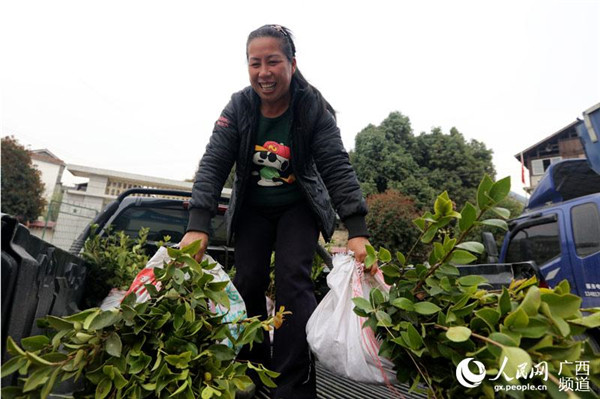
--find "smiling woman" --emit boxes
[179,24,373,399]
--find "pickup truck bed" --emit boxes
[254,361,425,399]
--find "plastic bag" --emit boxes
[122,247,247,350]
[306,253,397,384]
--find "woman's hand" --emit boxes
[347,237,378,276]
[179,231,209,262]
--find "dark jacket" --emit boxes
[187,83,368,244]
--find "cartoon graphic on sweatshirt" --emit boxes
[252,141,296,186]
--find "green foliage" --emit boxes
[366,190,427,262]
[81,226,151,307]
[1,136,47,222]
[354,175,600,397]
[2,243,282,399]
[351,113,495,209]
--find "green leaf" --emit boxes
[518,286,541,316]
[474,308,501,331]
[436,264,460,276]
[182,239,202,256]
[23,366,53,392]
[569,311,600,328]
[376,311,393,327]
[40,367,60,399]
[82,308,102,329]
[21,335,50,352]
[1,356,27,378]
[491,207,511,219]
[351,297,373,313]
[378,247,392,263]
[511,317,550,339]
[540,292,582,319]
[365,245,376,257]
[446,326,471,342]
[477,175,494,210]
[413,302,442,315]
[459,202,477,232]
[500,346,532,381]
[489,176,511,203]
[413,217,426,232]
[45,316,74,331]
[364,254,376,269]
[207,344,235,362]
[486,332,518,357]
[380,264,401,278]
[450,250,477,265]
[498,288,512,316]
[396,252,406,266]
[434,194,452,217]
[455,241,485,254]
[88,309,121,331]
[504,307,529,329]
[479,219,508,230]
[165,351,193,368]
[105,332,122,357]
[406,324,424,350]
[95,377,112,399]
[421,226,437,244]
[391,297,414,311]
[369,288,386,307]
[457,275,488,286]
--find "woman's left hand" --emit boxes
[347,237,378,275]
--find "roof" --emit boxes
[67,164,195,190]
[30,149,65,166]
[514,120,580,161]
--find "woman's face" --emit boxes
[247,36,296,110]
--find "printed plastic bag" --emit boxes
[122,247,247,351]
[306,253,397,384]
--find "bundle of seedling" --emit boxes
[353,176,600,397]
[1,243,282,399]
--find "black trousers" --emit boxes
[233,201,319,399]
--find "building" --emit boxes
[516,120,586,193]
[30,149,66,206]
[51,164,210,251]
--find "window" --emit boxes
[505,219,561,266]
[571,202,600,257]
[531,157,562,176]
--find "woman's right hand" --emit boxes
[179,231,209,262]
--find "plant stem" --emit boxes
[405,350,438,399]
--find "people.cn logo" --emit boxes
[456,358,487,388]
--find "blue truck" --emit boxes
[498,103,600,309]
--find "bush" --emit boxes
[366,190,427,262]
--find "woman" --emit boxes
[180,24,374,399]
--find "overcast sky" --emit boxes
[2,0,599,197]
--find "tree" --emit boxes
[366,190,427,262]
[1,136,46,222]
[352,112,496,209]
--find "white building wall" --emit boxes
[31,160,63,204]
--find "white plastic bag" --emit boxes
[306,253,396,384]
[122,247,247,350]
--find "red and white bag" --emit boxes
[306,254,397,384]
